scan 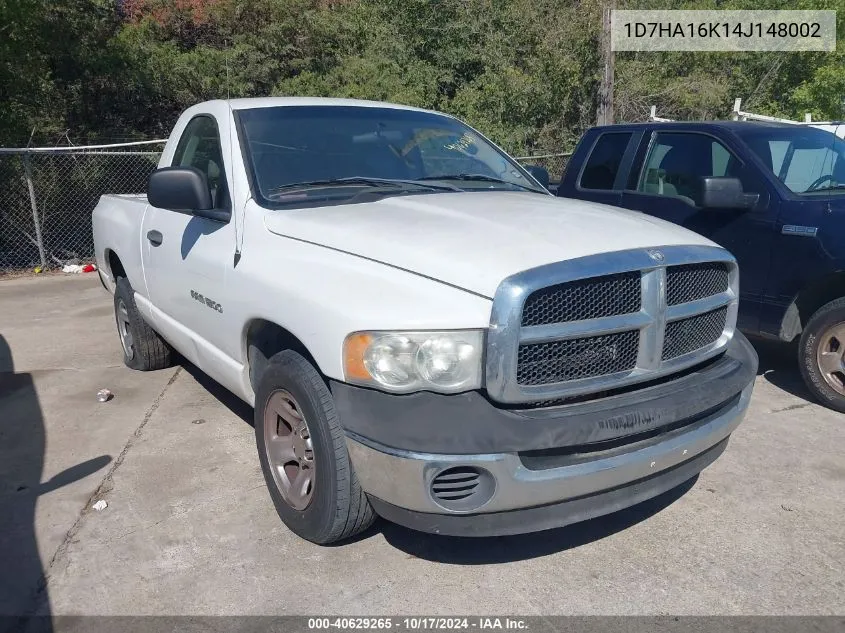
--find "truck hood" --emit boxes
[263,192,716,298]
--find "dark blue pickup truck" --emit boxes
[555,121,845,411]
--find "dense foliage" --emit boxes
[1,0,844,155]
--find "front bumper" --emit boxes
[365,438,729,537]
[336,333,757,537]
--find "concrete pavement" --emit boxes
[0,274,843,617]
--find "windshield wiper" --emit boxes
[806,184,845,193]
[267,176,459,196]
[417,173,539,192]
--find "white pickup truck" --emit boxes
[93,97,758,544]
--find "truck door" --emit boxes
[141,114,236,369]
[620,131,775,332]
[754,135,845,337]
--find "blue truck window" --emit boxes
[637,132,741,205]
[712,142,731,176]
[737,126,845,195]
[579,133,632,190]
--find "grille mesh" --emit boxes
[517,330,639,385]
[666,263,729,306]
[521,272,641,327]
[662,307,727,361]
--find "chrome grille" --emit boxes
[521,272,641,326]
[666,263,729,306]
[663,307,728,361]
[486,245,739,403]
[517,331,639,385]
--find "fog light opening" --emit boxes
[429,466,495,512]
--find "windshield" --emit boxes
[236,105,547,206]
[736,125,845,195]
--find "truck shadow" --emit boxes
[749,336,815,402]
[180,360,254,426]
[373,477,696,563]
[0,335,111,632]
[180,216,228,260]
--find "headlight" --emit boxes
[343,330,484,393]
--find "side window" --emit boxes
[782,147,838,191]
[637,132,741,206]
[712,142,731,176]
[762,140,790,175]
[172,116,230,209]
[579,133,632,190]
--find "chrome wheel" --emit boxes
[817,323,845,395]
[263,390,315,511]
[116,298,135,360]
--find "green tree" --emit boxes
[2,0,845,151]
[0,0,60,144]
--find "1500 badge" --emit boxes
[190,290,223,314]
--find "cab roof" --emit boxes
[589,120,823,133]
[202,97,436,114]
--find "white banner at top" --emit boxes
[611,10,836,52]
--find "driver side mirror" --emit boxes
[524,165,550,190]
[148,167,231,222]
[701,177,759,210]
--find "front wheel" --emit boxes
[798,297,845,413]
[254,350,375,544]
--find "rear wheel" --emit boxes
[798,297,845,412]
[254,350,375,544]
[113,277,172,371]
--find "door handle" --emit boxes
[146,230,163,246]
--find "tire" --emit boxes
[254,350,375,544]
[798,296,845,413]
[113,276,172,371]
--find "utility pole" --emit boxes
[596,1,615,126]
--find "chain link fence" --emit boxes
[514,152,572,184]
[0,141,165,274]
[0,143,569,275]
